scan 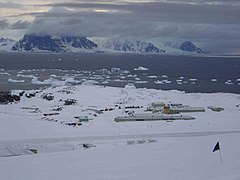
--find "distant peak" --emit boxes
[163,40,205,54]
[180,41,204,53]
[11,34,97,52]
[98,38,164,54]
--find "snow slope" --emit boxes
[0,85,240,179]
[94,38,164,53]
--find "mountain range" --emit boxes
[97,38,165,53]
[0,34,205,54]
[12,35,97,52]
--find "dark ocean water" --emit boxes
[0,52,240,94]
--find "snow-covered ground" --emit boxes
[0,85,240,179]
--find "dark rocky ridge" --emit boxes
[0,91,21,104]
[179,41,204,53]
[12,34,98,52]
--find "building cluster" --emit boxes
[115,101,223,122]
[63,101,224,125]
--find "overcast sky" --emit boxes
[0,0,240,54]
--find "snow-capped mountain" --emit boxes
[2,35,206,55]
[12,34,98,52]
[0,38,17,52]
[97,38,164,53]
[12,35,63,52]
[164,41,204,53]
[60,37,97,49]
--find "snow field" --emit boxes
[1,134,240,180]
[0,85,240,179]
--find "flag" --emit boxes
[213,141,220,152]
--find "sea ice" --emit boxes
[111,67,121,72]
[148,76,157,78]
[161,79,171,84]
[161,75,168,78]
[101,81,109,84]
[154,80,164,84]
[17,74,35,78]
[225,80,234,85]
[0,72,11,76]
[7,78,25,83]
[81,80,99,85]
[124,83,136,89]
[134,81,148,84]
[64,78,81,84]
[31,76,66,86]
[134,66,149,71]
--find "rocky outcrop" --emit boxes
[0,91,21,104]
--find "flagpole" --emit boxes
[219,148,222,164]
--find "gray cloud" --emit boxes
[7,1,240,25]
[0,2,22,9]
[0,19,9,30]
[154,24,240,40]
[0,19,30,31]
[1,0,240,54]
[35,1,240,24]
[27,6,240,40]
[10,20,31,30]
[2,12,45,19]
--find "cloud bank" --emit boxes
[0,0,240,54]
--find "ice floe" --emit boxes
[0,72,11,76]
[154,80,164,84]
[81,80,99,85]
[111,68,121,72]
[101,81,109,84]
[161,75,168,78]
[163,80,172,84]
[134,81,148,84]
[7,78,25,83]
[17,74,35,78]
[148,76,157,78]
[31,77,66,86]
[225,80,234,85]
[124,83,136,89]
[64,78,81,84]
[134,66,149,71]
